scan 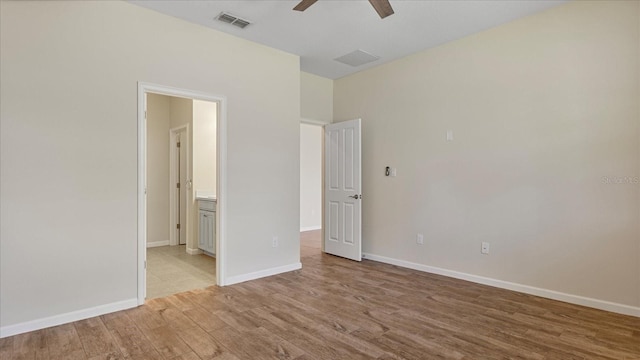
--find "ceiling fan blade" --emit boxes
[368,0,394,19]
[293,0,318,12]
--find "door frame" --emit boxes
[169,124,189,247]
[138,82,228,304]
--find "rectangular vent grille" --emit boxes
[334,50,380,67]
[216,12,252,29]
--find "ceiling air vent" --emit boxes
[216,12,252,29]
[334,50,380,67]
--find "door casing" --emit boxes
[169,125,189,247]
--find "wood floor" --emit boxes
[2,230,639,359]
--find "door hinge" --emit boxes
[177,223,181,229]
[177,142,181,148]
[176,182,180,189]
[144,260,147,269]
[144,110,147,119]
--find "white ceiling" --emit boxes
[130,0,567,79]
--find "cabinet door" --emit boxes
[207,211,216,255]
[198,211,208,250]
[199,210,215,254]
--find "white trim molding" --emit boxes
[362,253,640,318]
[0,298,138,338]
[169,124,190,247]
[146,240,169,248]
[301,117,330,126]
[225,263,302,286]
[186,248,202,255]
[300,226,322,232]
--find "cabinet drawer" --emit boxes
[198,200,216,212]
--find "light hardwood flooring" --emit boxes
[300,229,322,259]
[2,230,639,359]
[146,245,216,300]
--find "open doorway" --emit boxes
[138,83,227,305]
[145,94,217,299]
[300,122,323,259]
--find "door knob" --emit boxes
[348,194,361,199]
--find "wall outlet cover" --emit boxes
[446,130,454,141]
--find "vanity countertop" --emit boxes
[195,190,216,202]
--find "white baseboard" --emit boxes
[186,248,202,255]
[362,253,640,318]
[225,262,302,286]
[146,240,169,248]
[300,226,321,232]
[0,298,138,338]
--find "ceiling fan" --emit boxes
[293,0,394,19]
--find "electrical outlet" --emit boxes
[416,234,424,245]
[446,130,454,141]
[272,236,278,248]
[481,242,490,254]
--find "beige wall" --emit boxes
[334,0,640,308]
[146,93,171,245]
[301,72,333,123]
[193,100,217,195]
[145,95,193,248]
[300,124,323,230]
[193,99,217,253]
[0,0,300,329]
[170,97,193,130]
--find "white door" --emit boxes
[324,119,362,261]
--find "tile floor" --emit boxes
[146,230,322,300]
[146,245,216,299]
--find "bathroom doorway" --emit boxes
[138,83,227,304]
[145,93,217,299]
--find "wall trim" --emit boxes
[0,298,138,338]
[146,240,169,248]
[301,117,330,126]
[169,124,190,247]
[300,226,321,232]
[362,253,640,318]
[225,262,302,286]
[186,248,202,255]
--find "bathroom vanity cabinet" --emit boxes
[197,198,216,255]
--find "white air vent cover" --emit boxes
[334,50,380,67]
[216,12,252,29]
